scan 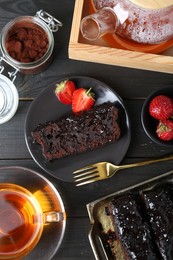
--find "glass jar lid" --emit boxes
[0,74,19,124]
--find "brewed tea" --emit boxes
[81,0,173,53]
[0,186,42,259]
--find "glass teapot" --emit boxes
[80,0,173,53]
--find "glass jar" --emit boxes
[0,10,62,124]
[0,10,63,75]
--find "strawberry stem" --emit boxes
[86,88,95,99]
[86,88,92,95]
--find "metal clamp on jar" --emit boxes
[0,10,62,124]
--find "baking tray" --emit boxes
[86,169,173,260]
[69,0,173,74]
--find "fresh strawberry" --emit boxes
[156,119,173,141]
[55,79,76,105]
[72,88,95,113]
[149,95,173,120]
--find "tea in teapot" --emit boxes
[81,0,173,53]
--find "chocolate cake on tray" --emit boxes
[96,181,173,259]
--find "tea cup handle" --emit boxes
[43,211,64,223]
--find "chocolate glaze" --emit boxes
[141,182,173,260]
[101,182,173,259]
[108,193,158,260]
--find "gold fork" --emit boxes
[73,155,173,186]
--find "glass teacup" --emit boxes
[0,183,64,259]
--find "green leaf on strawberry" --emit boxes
[156,119,173,141]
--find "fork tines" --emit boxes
[73,165,100,186]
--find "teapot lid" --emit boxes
[130,0,173,9]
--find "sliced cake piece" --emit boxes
[96,201,127,260]
[141,182,173,260]
[32,103,121,161]
[107,193,158,259]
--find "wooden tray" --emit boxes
[68,0,173,74]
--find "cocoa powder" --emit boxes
[6,26,48,63]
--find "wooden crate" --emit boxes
[68,0,173,74]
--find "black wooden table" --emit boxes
[1,1,173,259]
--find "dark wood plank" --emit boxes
[16,56,173,100]
[52,218,94,260]
[1,100,173,159]
[1,159,173,218]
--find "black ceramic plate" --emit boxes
[25,76,131,182]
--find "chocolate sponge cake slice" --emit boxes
[107,193,158,260]
[32,103,121,161]
[141,183,173,260]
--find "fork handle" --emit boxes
[118,155,173,170]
